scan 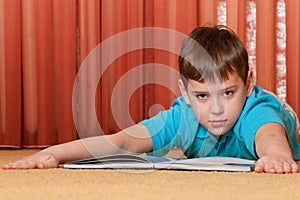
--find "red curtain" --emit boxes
[286,0,300,121]
[0,0,77,147]
[0,0,299,147]
[0,0,22,147]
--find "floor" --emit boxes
[1,149,300,200]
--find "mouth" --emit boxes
[209,119,227,128]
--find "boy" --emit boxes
[2,25,299,173]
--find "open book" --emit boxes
[63,154,256,172]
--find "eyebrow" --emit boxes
[223,85,239,91]
[189,85,239,94]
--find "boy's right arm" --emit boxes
[1,124,153,169]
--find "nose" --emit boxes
[210,97,224,115]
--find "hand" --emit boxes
[1,152,60,170]
[254,155,299,174]
[254,123,299,174]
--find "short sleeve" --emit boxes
[236,88,291,158]
[140,97,199,156]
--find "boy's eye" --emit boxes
[196,94,208,100]
[223,90,233,97]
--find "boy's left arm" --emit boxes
[254,123,299,173]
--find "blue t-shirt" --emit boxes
[140,86,300,160]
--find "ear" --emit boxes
[245,70,255,97]
[178,79,190,105]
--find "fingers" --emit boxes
[291,163,299,173]
[1,159,42,169]
[254,159,299,174]
[253,159,265,173]
[1,154,59,170]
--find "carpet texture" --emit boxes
[1,149,300,200]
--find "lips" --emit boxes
[209,119,227,128]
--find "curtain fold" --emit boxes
[198,0,218,26]
[256,0,277,92]
[0,0,299,147]
[76,0,101,137]
[52,0,77,143]
[0,0,22,147]
[153,0,196,94]
[22,0,77,147]
[0,0,77,147]
[227,0,247,43]
[286,0,300,119]
[21,0,54,146]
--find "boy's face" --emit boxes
[179,71,254,136]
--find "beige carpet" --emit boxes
[1,149,300,200]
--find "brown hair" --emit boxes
[179,25,249,87]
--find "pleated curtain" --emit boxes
[0,0,299,147]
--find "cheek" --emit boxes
[226,96,246,119]
[190,101,209,122]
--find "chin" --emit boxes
[208,127,228,137]
[210,132,226,137]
